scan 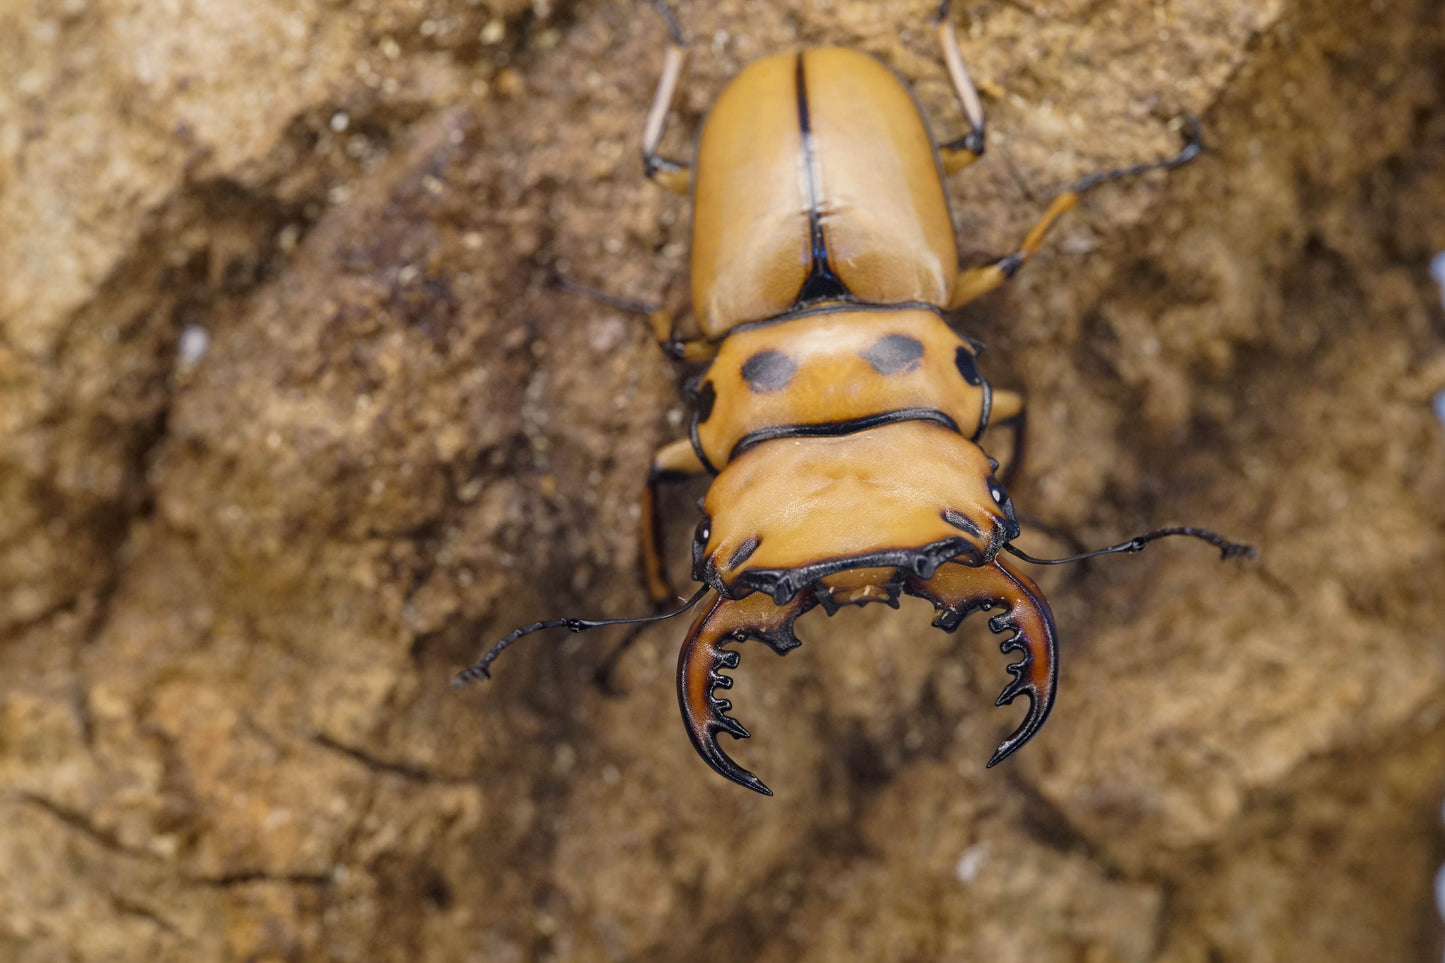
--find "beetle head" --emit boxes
[692,422,1020,603]
[942,456,1021,563]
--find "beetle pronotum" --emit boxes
[456,0,1253,796]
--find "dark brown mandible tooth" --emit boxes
[903,557,1059,767]
[676,591,815,796]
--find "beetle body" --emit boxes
[673,45,1040,795]
[691,48,957,334]
[456,1,1248,796]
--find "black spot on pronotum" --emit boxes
[862,334,924,375]
[695,380,717,422]
[954,346,982,386]
[741,350,797,393]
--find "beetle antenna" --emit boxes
[452,585,709,687]
[1003,525,1255,566]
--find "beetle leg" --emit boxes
[986,388,1028,488]
[642,0,692,194]
[663,337,718,362]
[989,387,1024,425]
[904,557,1058,767]
[553,273,715,361]
[947,192,1081,305]
[622,276,716,361]
[642,438,706,603]
[933,0,987,172]
[948,117,1204,308]
[677,590,815,796]
[640,278,713,359]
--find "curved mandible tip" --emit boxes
[678,624,770,795]
[904,557,1059,767]
[675,590,814,796]
[982,558,1058,766]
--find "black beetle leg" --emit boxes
[904,557,1059,766]
[677,590,814,796]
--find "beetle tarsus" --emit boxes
[934,0,988,165]
[1071,114,1205,195]
[641,7,693,194]
[644,0,687,46]
[553,271,658,316]
[643,153,687,179]
[942,130,986,158]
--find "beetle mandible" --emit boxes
[455,0,1253,796]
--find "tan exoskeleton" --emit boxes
[455,0,1253,795]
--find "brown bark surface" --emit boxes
[3,0,1444,960]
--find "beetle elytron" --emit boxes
[455,0,1253,795]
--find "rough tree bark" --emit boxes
[2,0,1443,960]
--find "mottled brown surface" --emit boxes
[2,0,1444,960]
